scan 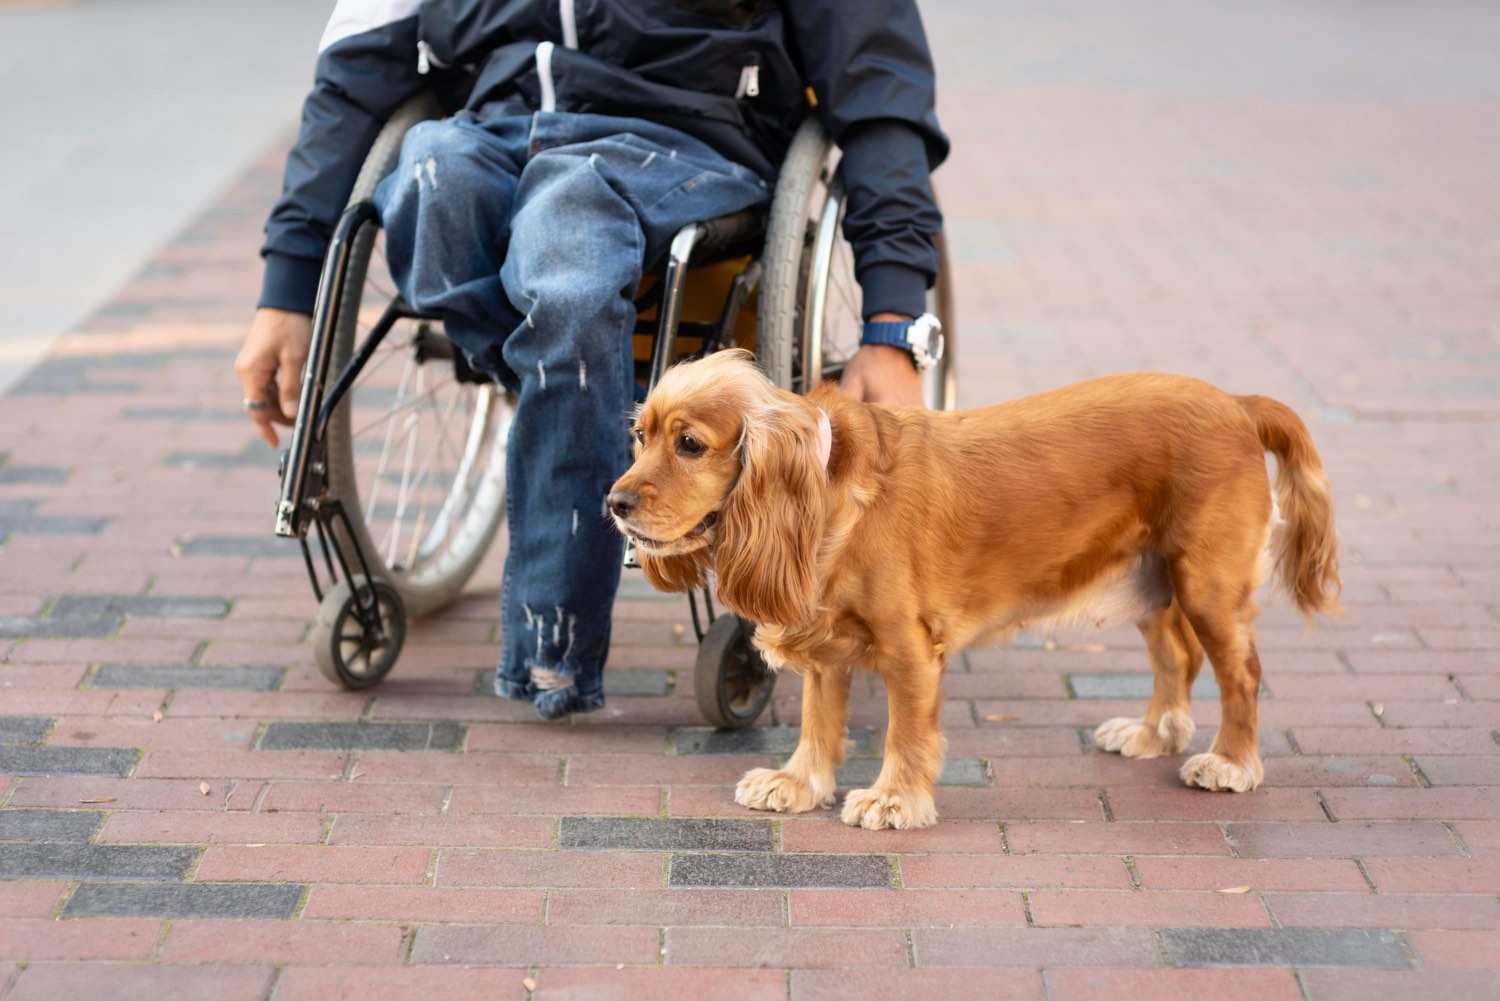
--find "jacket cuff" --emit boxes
[258,253,323,314]
[857,263,929,320]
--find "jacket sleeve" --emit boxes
[782,0,949,319]
[258,3,427,313]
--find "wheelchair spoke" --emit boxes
[360,353,418,535]
[347,334,405,390]
[345,371,460,442]
[365,359,473,572]
[383,360,434,567]
[387,370,464,564]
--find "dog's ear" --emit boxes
[638,546,711,594]
[713,400,826,627]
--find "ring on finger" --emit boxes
[243,398,269,412]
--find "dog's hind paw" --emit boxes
[735,767,834,814]
[840,786,937,830]
[1093,711,1194,758]
[1180,751,1263,792]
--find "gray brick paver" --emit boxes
[669,852,894,888]
[0,746,138,777]
[0,809,105,842]
[257,721,464,751]
[1160,927,1412,969]
[63,882,304,919]
[0,842,197,881]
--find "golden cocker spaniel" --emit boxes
[608,350,1341,830]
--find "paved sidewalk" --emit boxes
[2,2,1498,999]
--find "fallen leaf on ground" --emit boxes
[199,782,211,795]
[1371,702,1384,717]
[152,709,164,723]
[522,977,537,991]
[983,714,1015,722]
[1216,885,1252,894]
[245,844,266,848]
[79,797,116,804]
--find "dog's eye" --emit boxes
[676,434,705,457]
[633,428,646,446]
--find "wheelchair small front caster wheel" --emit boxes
[313,574,407,689]
[694,614,775,730]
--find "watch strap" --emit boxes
[860,320,917,351]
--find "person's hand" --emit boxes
[235,307,312,447]
[840,344,925,408]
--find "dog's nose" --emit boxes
[607,489,640,519]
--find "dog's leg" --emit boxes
[1095,601,1203,758]
[735,667,851,814]
[841,646,945,830]
[1172,559,1266,792]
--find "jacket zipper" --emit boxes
[736,64,760,99]
[416,39,450,75]
[536,40,558,111]
[536,1,577,112]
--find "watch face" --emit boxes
[912,315,944,362]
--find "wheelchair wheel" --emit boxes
[323,96,512,617]
[313,575,407,689]
[760,117,957,410]
[694,614,777,730]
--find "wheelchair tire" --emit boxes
[694,614,777,730]
[322,95,512,617]
[759,117,957,410]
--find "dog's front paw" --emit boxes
[840,786,937,830]
[1094,711,1194,758]
[1180,752,1263,792]
[734,768,834,813]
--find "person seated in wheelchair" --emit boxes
[234,0,949,720]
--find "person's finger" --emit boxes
[234,352,281,448]
[275,348,305,427]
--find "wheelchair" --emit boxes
[272,94,956,728]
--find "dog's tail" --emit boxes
[1237,395,1342,621]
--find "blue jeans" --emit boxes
[373,112,769,719]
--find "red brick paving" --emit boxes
[536,968,787,1001]
[3,964,274,1001]
[274,967,530,1001]
[4,1,1500,998]
[1044,968,1305,1001]
[0,882,65,919]
[156,919,409,965]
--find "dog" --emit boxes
[607,350,1341,830]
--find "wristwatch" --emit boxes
[860,312,945,371]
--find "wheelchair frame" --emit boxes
[271,95,955,728]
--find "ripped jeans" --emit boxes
[373,111,769,718]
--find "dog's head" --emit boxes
[607,350,828,627]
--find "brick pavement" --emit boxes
[2,1,1499,998]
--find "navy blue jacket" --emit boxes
[260,0,948,319]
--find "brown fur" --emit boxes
[610,351,1342,829]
